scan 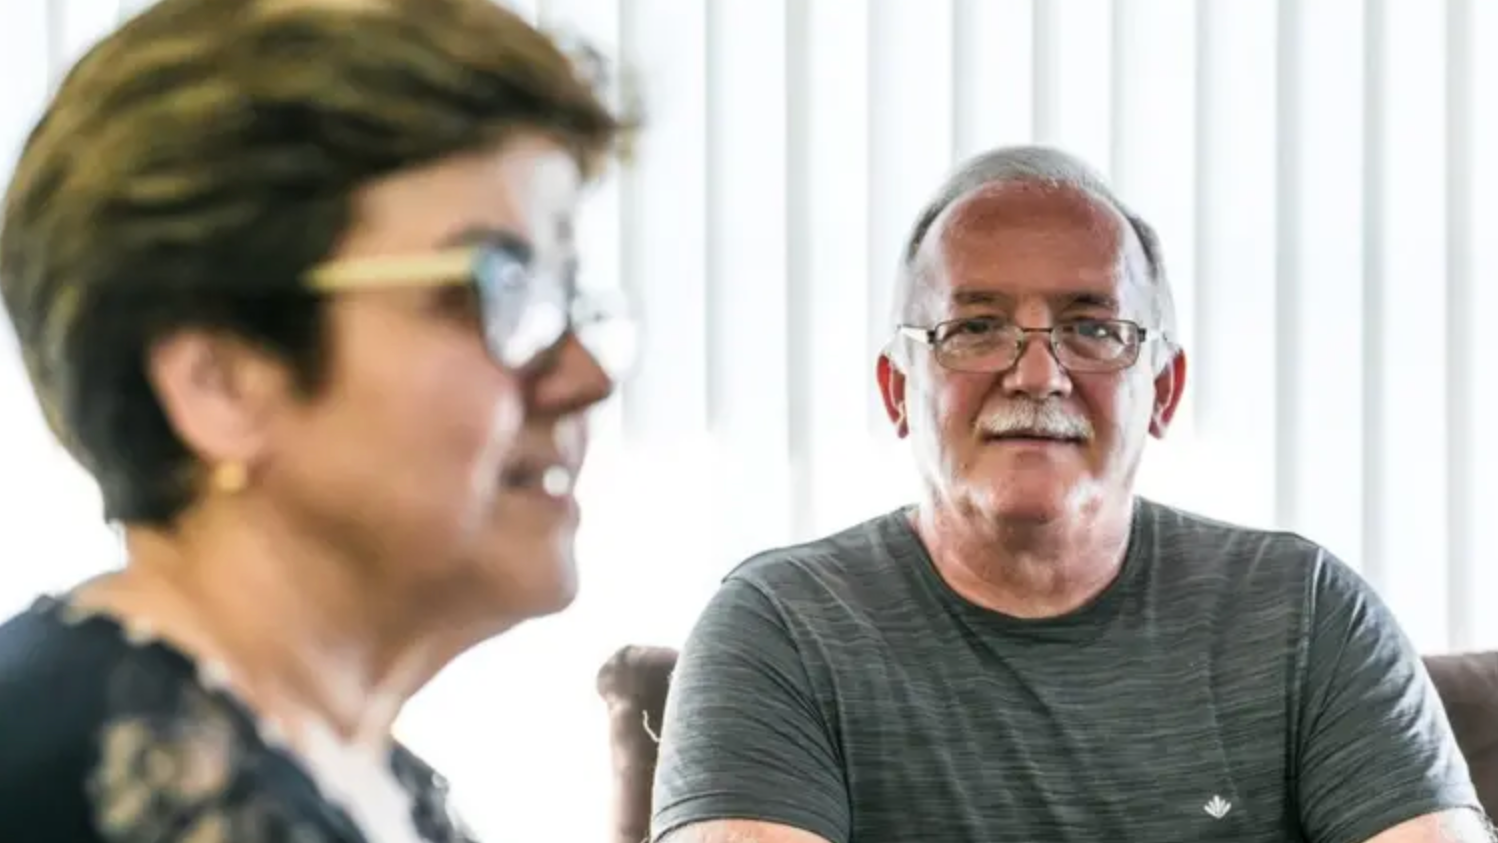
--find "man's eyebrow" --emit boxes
[1064,292,1120,310]
[950,288,1013,307]
[946,288,1123,313]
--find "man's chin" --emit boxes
[969,479,1082,525]
[986,499,1069,525]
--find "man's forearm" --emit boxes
[658,819,835,843]
[1360,808,1496,843]
[1435,808,1498,843]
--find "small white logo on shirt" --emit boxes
[1203,795,1232,819]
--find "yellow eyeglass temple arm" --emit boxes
[304,249,476,292]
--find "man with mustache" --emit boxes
[650,146,1488,843]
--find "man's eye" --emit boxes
[953,318,1000,335]
[1072,320,1119,340]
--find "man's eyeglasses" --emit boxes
[895,317,1162,374]
[305,239,634,378]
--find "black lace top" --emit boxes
[0,596,479,843]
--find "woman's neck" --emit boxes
[76,509,464,751]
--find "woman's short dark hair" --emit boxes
[0,0,626,526]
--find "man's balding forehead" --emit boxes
[889,146,1178,359]
[930,181,1131,248]
[896,178,1162,331]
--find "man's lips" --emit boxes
[981,430,1086,444]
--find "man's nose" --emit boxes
[1000,331,1072,400]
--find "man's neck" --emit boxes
[77,503,482,751]
[913,496,1136,619]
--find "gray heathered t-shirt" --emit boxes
[651,497,1480,843]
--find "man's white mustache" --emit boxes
[976,402,1093,440]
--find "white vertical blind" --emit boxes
[0,1,1494,840]
[1280,0,1369,582]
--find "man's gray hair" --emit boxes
[890,145,1179,369]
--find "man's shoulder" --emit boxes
[1142,497,1337,572]
[1138,497,1365,617]
[723,507,918,595]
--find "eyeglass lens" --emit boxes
[938,321,1138,372]
[470,242,635,376]
[471,243,565,369]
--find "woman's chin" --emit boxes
[494,544,579,620]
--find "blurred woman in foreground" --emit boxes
[0,0,632,839]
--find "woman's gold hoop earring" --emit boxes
[210,461,249,495]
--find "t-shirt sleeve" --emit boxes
[1295,550,1483,843]
[650,578,850,843]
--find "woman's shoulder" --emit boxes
[0,593,218,723]
[0,596,147,756]
[0,597,334,841]
[0,597,129,837]
[0,597,483,843]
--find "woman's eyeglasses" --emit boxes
[305,239,635,378]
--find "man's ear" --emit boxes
[877,352,909,438]
[145,329,291,467]
[1149,347,1188,439]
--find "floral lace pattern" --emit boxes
[88,685,324,843]
[33,598,481,843]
